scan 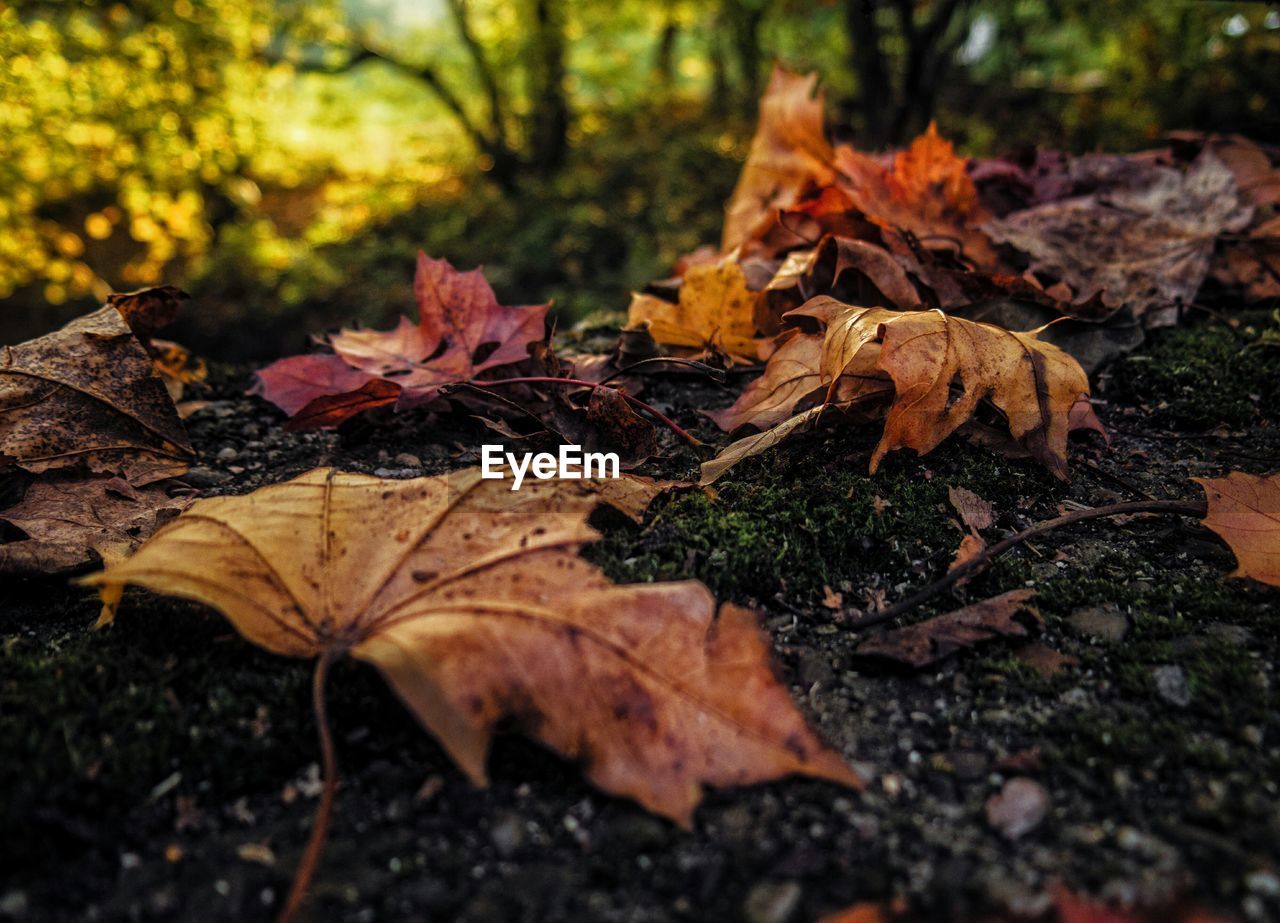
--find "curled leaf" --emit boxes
[723,66,835,252]
[0,306,192,485]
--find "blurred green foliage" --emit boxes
[1,0,1276,356]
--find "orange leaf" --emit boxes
[627,259,762,363]
[722,66,836,252]
[1193,471,1280,587]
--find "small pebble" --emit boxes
[985,777,1049,839]
[216,447,238,461]
[1245,871,1280,897]
[743,880,803,923]
[182,466,232,488]
[393,453,422,467]
[1153,665,1192,707]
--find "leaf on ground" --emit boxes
[1211,215,1280,302]
[853,588,1040,669]
[150,338,208,403]
[1192,471,1280,587]
[107,286,191,344]
[705,297,1095,481]
[703,329,826,432]
[756,235,922,335]
[0,305,193,485]
[701,405,830,486]
[722,66,835,253]
[824,124,999,268]
[83,468,859,824]
[984,152,1253,325]
[252,253,548,427]
[0,474,190,576]
[1049,885,1237,923]
[947,486,994,579]
[948,486,994,533]
[821,301,1092,479]
[626,260,761,363]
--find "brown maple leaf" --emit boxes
[722,66,836,253]
[984,151,1253,326]
[0,474,190,577]
[704,297,1094,483]
[626,259,762,363]
[252,253,549,427]
[821,301,1092,478]
[0,306,193,486]
[83,468,859,917]
[1192,471,1280,587]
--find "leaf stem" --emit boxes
[852,498,1209,630]
[277,651,339,923]
[469,376,703,447]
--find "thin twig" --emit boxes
[850,498,1209,631]
[597,357,727,385]
[278,651,340,923]
[468,376,703,447]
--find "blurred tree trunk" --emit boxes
[723,0,767,109]
[526,0,570,176]
[842,0,970,147]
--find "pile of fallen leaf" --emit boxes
[2,66,1278,923]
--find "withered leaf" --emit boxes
[0,306,193,485]
[626,260,761,363]
[756,235,922,335]
[0,474,190,576]
[854,588,1041,669]
[947,486,994,579]
[820,301,1092,479]
[722,66,835,253]
[107,285,191,345]
[253,253,549,427]
[984,152,1253,325]
[700,405,829,486]
[1193,471,1280,587]
[84,468,859,824]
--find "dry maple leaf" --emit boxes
[722,65,836,253]
[823,125,999,268]
[853,588,1040,669]
[253,253,549,427]
[984,151,1253,326]
[626,259,761,362]
[704,298,1093,482]
[0,306,193,486]
[1192,471,1280,587]
[84,468,859,916]
[0,474,190,576]
[821,301,1092,479]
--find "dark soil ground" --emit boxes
[2,310,1279,923]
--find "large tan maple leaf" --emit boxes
[84,468,858,822]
